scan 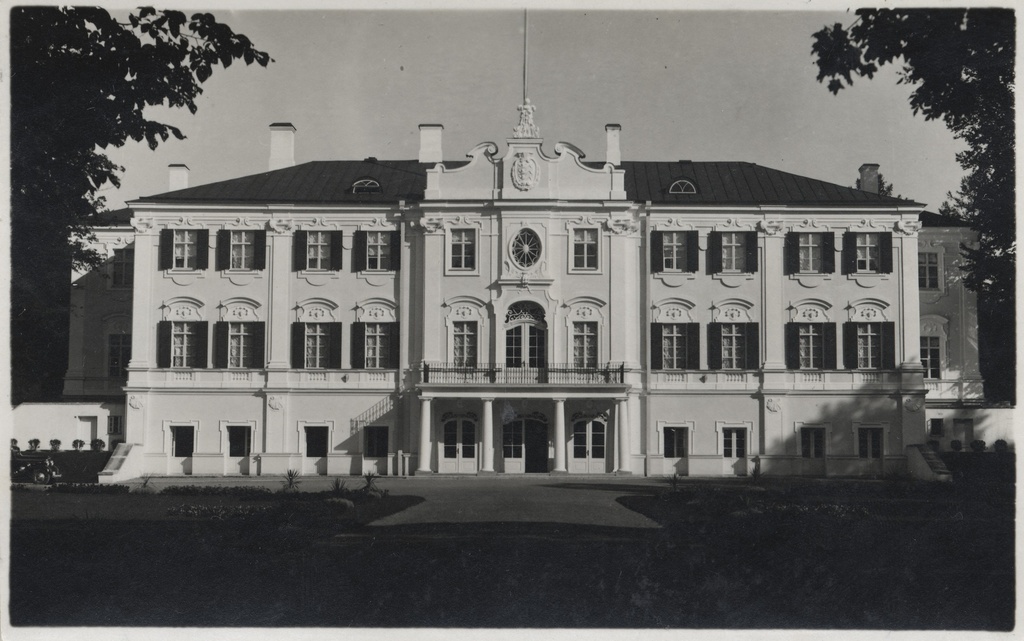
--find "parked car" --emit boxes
[10,449,63,484]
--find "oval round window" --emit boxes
[511,228,542,268]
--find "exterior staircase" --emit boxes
[906,444,953,482]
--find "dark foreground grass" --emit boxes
[9,478,1014,629]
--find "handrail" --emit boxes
[421,362,625,384]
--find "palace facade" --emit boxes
[23,108,1008,480]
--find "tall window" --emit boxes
[856,233,880,272]
[798,233,822,273]
[453,322,477,367]
[112,247,134,288]
[573,322,598,368]
[858,427,883,459]
[721,324,745,369]
[305,324,329,369]
[723,428,746,458]
[921,336,941,379]
[172,322,197,368]
[365,426,389,457]
[230,231,254,270]
[364,323,390,369]
[228,425,251,457]
[228,323,253,368]
[801,427,825,458]
[307,231,330,270]
[108,334,131,378]
[107,416,124,436]
[721,232,745,272]
[664,427,687,458]
[662,231,687,271]
[919,252,940,289]
[662,324,689,370]
[573,229,598,270]
[173,230,197,269]
[798,324,823,369]
[451,229,476,270]
[856,324,881,369]
[366,231,391,270]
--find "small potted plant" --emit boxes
[28,439,40,451]
[90,438,105,451]
[72,439,85,451]
[49,439,61,451]
[950,439,963,452]
[969,439,986,453]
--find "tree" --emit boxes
[812,8,1015,403]
[10,7,271,403]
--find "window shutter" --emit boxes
[784,233,799,275]
[686,323,700,369]
[389,231,401,271]
[650,232,664,273]
[328,323,343,369]
[352,231,367,272]
[785,323,800,369]
[743,231,758,274]
[157,321,172,368]
[823,323,838,369]
[880,321,896,369]
[744,322,760,369]
[841,232,857,275]
[291,323,305,368]
[195,230,209,270]
[843,322,858,369]
[293,231,308,272]
[251,322,266,368]
[821,233,836,274]
[216,230,230,271]
[685,231,699,273]
[213,322,229,368]
[351,322,366,369]
[707,323,722,370]
[329,231,344,271]
[159,229,174,270]
[387,323,401,368]
[879,232,893,273]
[193,322,209,369]
[650,323,663,370]
[708,232,723,274]
[253,230,267,271]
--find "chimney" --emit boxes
[858,163,880,194]
[269,122,296,171]
[605,124,621,166]
[168,164,189,191]
[419,124,443,164]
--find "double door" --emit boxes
[440,418,477,474]
[571,419,607,473]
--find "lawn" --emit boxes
[8,473,1015,629]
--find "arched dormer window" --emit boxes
[352,178,382,194]
[669,179,697,195]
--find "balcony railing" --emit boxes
[421,362,625,385]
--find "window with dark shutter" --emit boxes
[327,323,343,369]
[821,233,836,273]
[686,323,700,369]
[192,322,209,368]
[841,232,857,275]
[329,231,344,271]
[878,233,893,274]
[880,321,896,369]
[216,230,231,271]
[707,323,722,370]
[350,322,366,369]
[744,322,760,369]
[785,323,800,369]
[387,323,401,368]
[253,230,267,270]
[842,322,858,369]
[251,323,266,368]
[784,233,799,275]
[708,233,723,274]
[195,230,209,270]
[823,323,837,369]
[157,321,172,367]
[651,232,664,274]
[685,231,700,273]
[352,231,367,272]
[291,323,305,368]
[389,232,401,271]
[650,324,663,369]
[293,231,308,272]
[214,322,229,368]
[158,229,174,270]
[743,232,758,274]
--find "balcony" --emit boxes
[421,362,625,386]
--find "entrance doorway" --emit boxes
[227,425,251,475]
[439,418,477,474]
[524,419,549,473]
[305,425,329,475]
[723,427,747,476]
[571,419,607,473]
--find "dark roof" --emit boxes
[88,207,132,226]
[138,159,921,207]
[920,210,971,227]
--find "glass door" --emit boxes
[570,420,606,473]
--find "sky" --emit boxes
[101,8,966,211]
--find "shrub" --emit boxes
[49,439,61,451]
[167,504,272,520]
[326,497,355,511]
[10,438,18,450]
[72,439,85,451]
[281,469,301,492]
[47,483,131,494]
[970,439,986,453]
[90,439,105,451]
[994,439,1009,453]
[950,439,963,452]
[927,440,941,451]
[330,477,347,495]
[10,484,30,492]
[27,439,40,451]
[160,485,273,498]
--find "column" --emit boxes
[416,397,433,473]
[481,398,495,473]
[552,398,567,473]
[616,397,631,473]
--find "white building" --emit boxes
[17,106,1012,480]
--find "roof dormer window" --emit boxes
[669,179,697,195]
[352,178,382,194]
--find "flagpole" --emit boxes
[523,9,528,103]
